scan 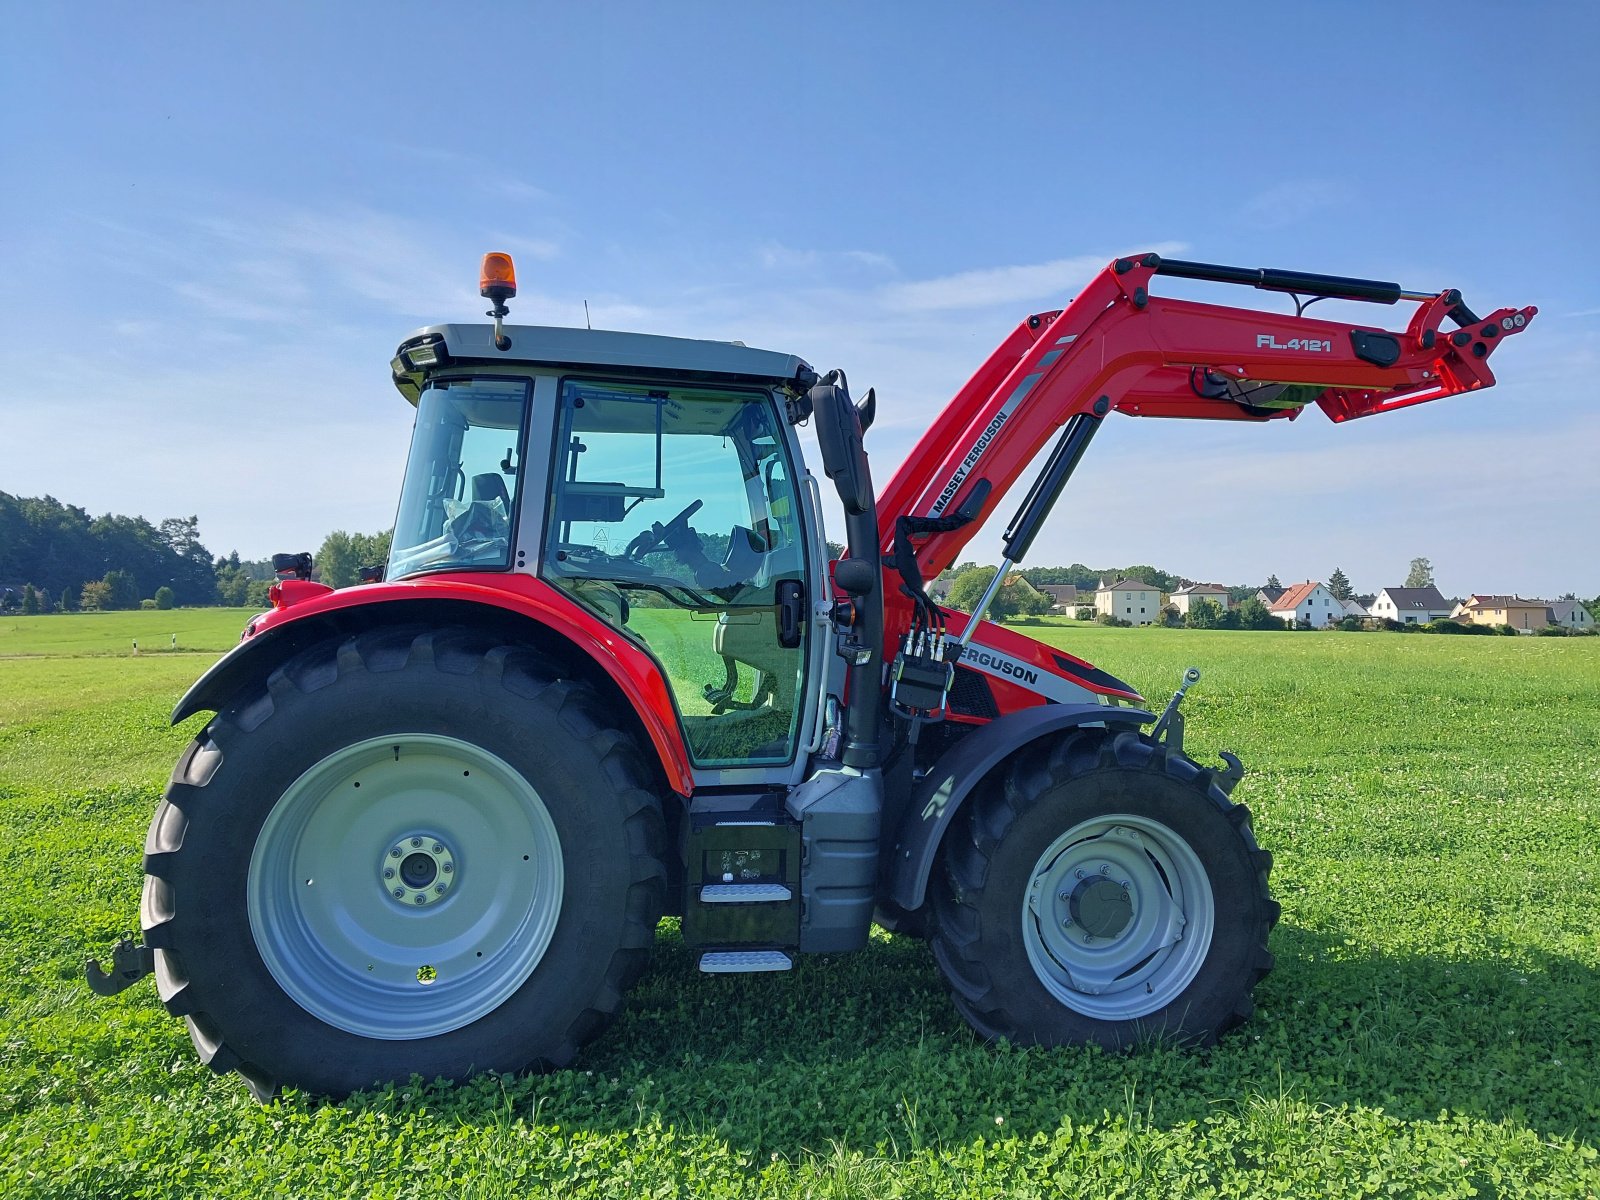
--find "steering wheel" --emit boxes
[624,499,704,561]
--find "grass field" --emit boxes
[1,609,1596,1197]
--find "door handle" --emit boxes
[776,580,804,648]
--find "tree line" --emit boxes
[0,491,389,613]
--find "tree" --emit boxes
[1264,574,1281,591]
[1405,557,1435,588]
[21,584,40,615]
[1236,596,1280,630]
[945,566,1039,623]
[154,586,176,610]
[1185,597,1224,629]
[1327,567,1353,602]
[59,583,78,613]
[79,579,111,611]
[102,569,141,610]
[317,529,395,590]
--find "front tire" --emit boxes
[141,627,667,1099]
[930,729,1277,1049]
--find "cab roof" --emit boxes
[393,323,812,398]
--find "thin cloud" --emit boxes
[879,243,1187,312]
[1239,180,1352,230]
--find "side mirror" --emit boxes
[809,379,873,518]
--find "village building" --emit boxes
[1034,583,1080,611]
[1370,586,1453,625]
[1094,578,1160,625]
[1449,594,1551,632]
[1547,600,1595,631]
[1168,583,1233,616]
[1267,581,1342,628]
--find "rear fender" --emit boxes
[171,576,695,795]
[883,703,1153,912]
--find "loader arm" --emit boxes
[877,253,1535,581]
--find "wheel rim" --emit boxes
[248,734,563,1039]
[1021,814,1214,1021]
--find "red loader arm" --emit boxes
[877,253,1535,580]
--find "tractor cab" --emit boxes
[387,320,834,780]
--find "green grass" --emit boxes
[1,610,1597,1197]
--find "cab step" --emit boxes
[698,950,794,974]
[699,883,792,903]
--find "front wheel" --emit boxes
[141,627,667,1099]
[930,729,1277,1049]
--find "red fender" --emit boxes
[187,573,696,795]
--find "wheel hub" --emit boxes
[382,834,456,906]
[1069,876,1132,939]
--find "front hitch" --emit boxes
[1149,666,1246,795]
[85,934,154,997]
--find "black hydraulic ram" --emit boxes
[1139,254,1482,326]
[956,407,1105,647]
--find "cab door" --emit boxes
[541,377,813,772]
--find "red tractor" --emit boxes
[91,251,1533,1100]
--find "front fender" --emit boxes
[883,703,1153,912]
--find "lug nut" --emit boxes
[414,895,427,905]
[1074,869,1085,879]
[390,848,401,859]
[435,884,446,895]
[1099,864,1110,874]
[411,837,423,848]
[384,868,395,879]
[432,843,443,854]
[393,888,405,899]
[442,863,454,874]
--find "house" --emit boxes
[1450,594,1550,632]
[1169,583,1233,616]
[1547,600,1595,631]
[1370,586,1452,625]
[1256,586,1287,607]
[1339,596,1368,618]
[1035,583,1080,611]
[1267,581,1342,628]
[1094,578,1160,625]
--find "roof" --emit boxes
[1461,594,1545,610]
[1172,583,1230,595]
[1037,584,1079,601]
[1269,581,1324,611]
[394,323,811,396]
[1097,578,1157,593]
[1376,586,1450,611]
[1548,600,1590,622]
[1258,587,1286,603]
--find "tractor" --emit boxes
[89,251,1533,1100]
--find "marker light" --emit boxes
[480,253,517,303]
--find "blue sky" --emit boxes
[3,3,1596,598]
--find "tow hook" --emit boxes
[86,934,155,997]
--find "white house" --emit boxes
[1268,581,1342,628]
[1168,583,1233,616]
[1370,586,1452,625]
[1547,600,1595,631]
[1339,596,1369,618]
[1094,579,1160,625]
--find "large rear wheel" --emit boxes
[141,627,667,1099]
[931,729,1277,1048]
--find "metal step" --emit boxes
[698,950,793,974]
[699,883,793,904]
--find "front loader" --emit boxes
[90,250,1533,1100]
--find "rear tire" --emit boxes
[930,729,1277,1049]
[140,626,667,1099]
